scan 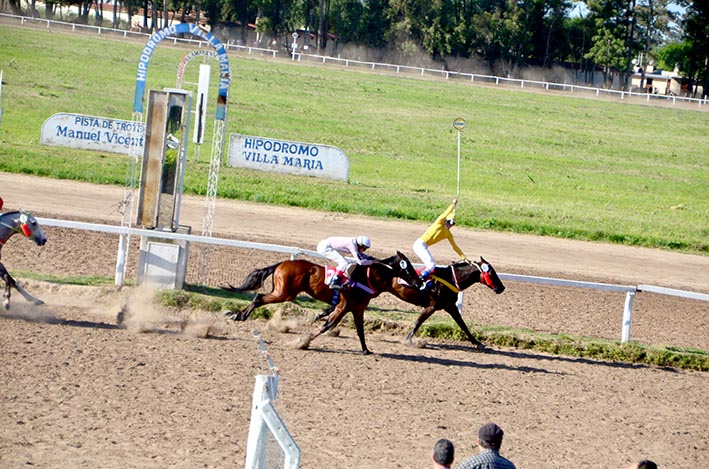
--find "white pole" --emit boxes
[114,233,128,286]
[621,290,636,343]
[457,130,461,198]
[452,117,466,198]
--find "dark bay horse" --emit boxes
[316,256,505,350]
[0,210,48,309]
[222,251,421,354]
[389,257,505,349]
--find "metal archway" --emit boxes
[116,24,231,286]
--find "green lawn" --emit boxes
[1,24,708,254]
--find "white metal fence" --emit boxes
[34,217,709,346]
[2,12,706,110]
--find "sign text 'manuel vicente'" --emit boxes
[41,113,144,155]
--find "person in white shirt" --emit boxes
[316,235,373,289]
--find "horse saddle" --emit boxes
[399,266,459,293]
[323,265,374,294]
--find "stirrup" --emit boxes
[420,279,433,291]
[328,276,343,290]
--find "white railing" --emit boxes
[2,12,706,110]
[291,52,707,109]
[36,217,709,345]
[246,331,301,469]
[0,13,278,57]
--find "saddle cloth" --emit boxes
[324,266,338,285]
[323,266,374,294]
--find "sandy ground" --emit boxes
[1,172,708,468]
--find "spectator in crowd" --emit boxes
[454,422,516,469]
[431,438,455,469]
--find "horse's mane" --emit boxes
[377,251,411,271]
[0,210,22,217]
[378,254,399,266]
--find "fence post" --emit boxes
[114,232,128,286]
[456,291,464,313]
[621,290,636,343]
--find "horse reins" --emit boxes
[0,213,33,245]
[364,266,377,293]
[363,260,403,294]
[477,263,494,288]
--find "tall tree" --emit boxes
[585,0,638,88]
[561,14,598,83]
[585,25,628,86]
[224,0,258,45]
[682,0,709,97]
[633,0,678,67]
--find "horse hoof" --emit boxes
[362,349,373,355]
[223,311,237,321]
[476,343,486,352]
[34,299,45,306]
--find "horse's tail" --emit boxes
[222,262,281,292]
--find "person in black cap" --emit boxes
[624,460,658,469]
[431,438,455,469]
[454,422,516,469]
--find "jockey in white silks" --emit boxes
[316,235,373,289]
[413,198,468,290]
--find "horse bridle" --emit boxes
[474,260,495,288]
[365,257,415,293]
[0,212,33,245]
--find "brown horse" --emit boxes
[222,251,421,354]
[316,256,505,350]
[0,210,48,309]
[390,257,505,349]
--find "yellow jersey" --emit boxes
[419,203,466,259]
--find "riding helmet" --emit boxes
[356,235,371,249]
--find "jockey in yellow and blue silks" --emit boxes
[413,198,467,289]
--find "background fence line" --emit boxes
[36,216,709,345]
[2,12,706,110]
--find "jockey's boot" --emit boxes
[321,289,341,317]
[419,269,433,291]
[329,272,344,290]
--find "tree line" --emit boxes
[4,0,708,95]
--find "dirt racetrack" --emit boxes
[1,172,708,468]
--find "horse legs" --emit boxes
[405,306,436,345]
[350,308,371,355]
[2,273,10,310]
[313,304,335,323]
[0,263,44,310]
[226,277,309,321]
[443,304,485,350]
[309,303,372,355]
[225,293,265,321]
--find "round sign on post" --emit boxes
[453,117,466,131]
[291,33,298,60]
